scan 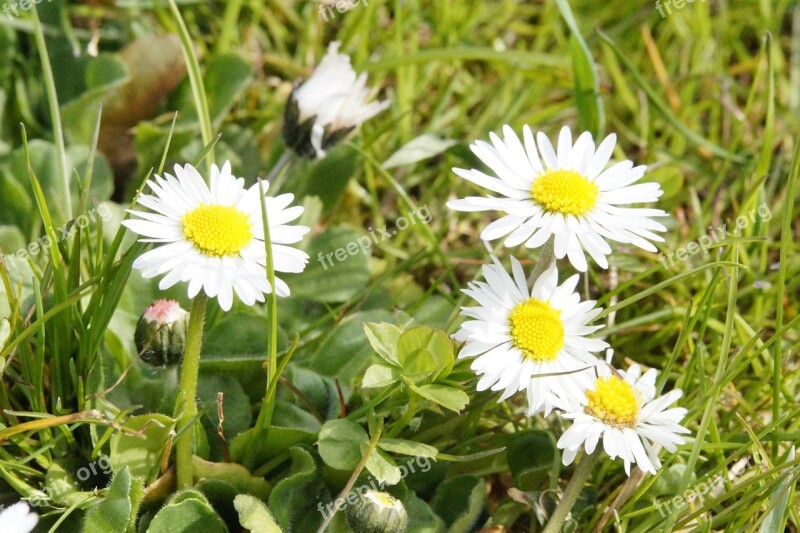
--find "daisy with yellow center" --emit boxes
[123,161,310,311]
[447,125,668,271]
[556,364,689,475]
[453,256,608,415]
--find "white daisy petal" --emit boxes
[555,364,690,476]
[124,161,309,311]
[448,126,667,269]
[453,257,606,415]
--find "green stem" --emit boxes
[31,4,71,218]
[243,179,279,469]
[316,423,383,533]
[175,293,208,489]
[387,392,417,438]
[268,151,295,194]
[542,452,598,533]
[168,0,214,172]
[527,236,556,287]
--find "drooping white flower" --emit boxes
[123,161,309,311]
[284,41,389,159]
[0,502,38,533]
[556,364,689,475]
[447,125,668,271]
[453,256,608,415]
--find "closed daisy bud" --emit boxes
[134,299,189,367]
[283,41,389,159]
[346,490,408,533]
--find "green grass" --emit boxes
[0,0,798,532]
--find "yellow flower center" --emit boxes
[531,169,599,216]
[585,376,640,427]
[508,298,564,361]
[182,204,253,257]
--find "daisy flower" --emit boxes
[447,125,668,271]
[123,161,310,311]
[0,502,38,533]
[453,256,609,415]
[284,41,389,159]
[556,364,689,475]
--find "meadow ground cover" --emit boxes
[0,0,798,532]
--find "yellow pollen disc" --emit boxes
[508,298,564,361]
[531,169,599,216]
[585,376,640,427]
[182,204,253,257]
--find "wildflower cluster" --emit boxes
[449,125,690,478]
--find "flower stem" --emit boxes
[243,179,280,470]
[528,236,556,287]
[316,422,382,533]
[175,293,208,489]
[268,151,295,194]
[542,451,598,533]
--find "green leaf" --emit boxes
[407,383,469,413]
[397,326,453,382]
[431,475,486,533]
[234,494,283,533]
[303,309,397,384]
[317,419,369,470]
[147,490,228,533]
[364,446,402,486]
[109,414,174,484]
[192,457,271,500]
[229,425,317,466]
[0,318,10,350]
[268,445,324,531]
[361,364,400,389]
[378,438,438,459]
[84,468,134,533]
[290,226,370,303]
[283,145,358,211]
[381,133,457,169]
[405,492,447,533]
[176,54,253,127]
[758,448,795,533]
[61,54,129,144]
[197,371,252,460]
[506,431,556,490]
[363,322,403,365]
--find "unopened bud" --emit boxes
[134,300,189,367]
[346,490,408,533]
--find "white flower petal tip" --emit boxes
[453,256,607,415]
[124,161,310,312]
[284,41,389,159]
[0,502,38,533]
[449,125,668,270]
[556,364,690,476]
